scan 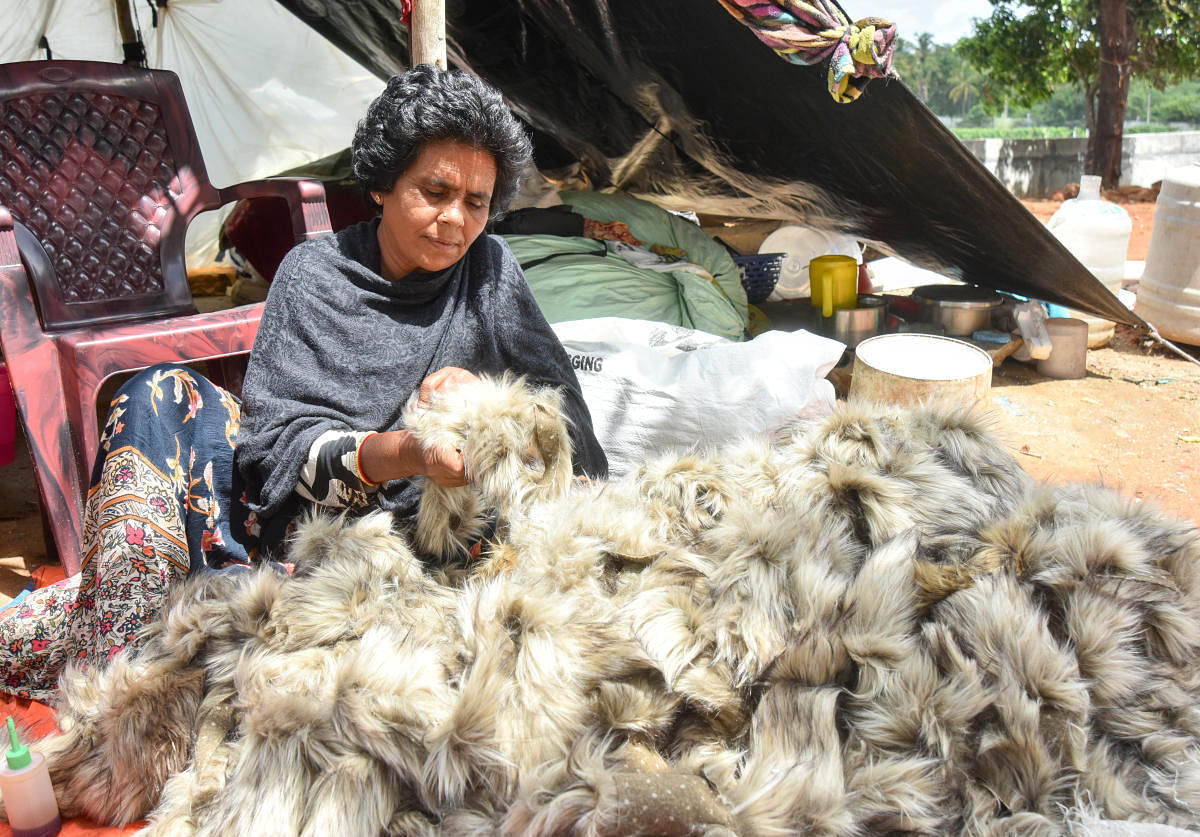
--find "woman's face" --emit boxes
[375,139,497,280]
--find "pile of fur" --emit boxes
[12,375,1200,836]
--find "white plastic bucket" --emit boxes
[1134,164,1200,345]
[850,333,993,408]
[1036,317,1089,379]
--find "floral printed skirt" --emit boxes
[0,364,266,701]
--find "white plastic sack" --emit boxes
[552,318,845,477]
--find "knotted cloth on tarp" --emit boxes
[715,0,898,102]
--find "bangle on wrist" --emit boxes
[356,432,381,486]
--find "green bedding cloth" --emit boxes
[502,191,749,341]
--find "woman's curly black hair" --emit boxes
[351,64,532,221]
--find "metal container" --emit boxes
[802,294,887,347]
[828,294,887,347]
[911,284,1003,336]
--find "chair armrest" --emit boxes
[0,208,48,337]
[0,206,88,570]
[57,302,265,374]
[219,177,332,243]
[0,207,19,270]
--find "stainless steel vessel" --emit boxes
[827,294,888,347]
[911,284,1003,336]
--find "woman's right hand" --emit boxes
[358,430,469,487]
[418,442,469,487]
[359,367,481,487]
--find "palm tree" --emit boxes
[948,62,981,114]
[916,32,934,101]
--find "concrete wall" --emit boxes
[962,131,1200,198]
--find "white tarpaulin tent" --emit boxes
[3,0,384,263]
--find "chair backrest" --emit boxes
[0,60,222,330]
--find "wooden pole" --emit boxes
[112,0,146,65]
[410,0,447,69]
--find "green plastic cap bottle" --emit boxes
[6,715,31,770]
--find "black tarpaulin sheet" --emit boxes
[275,0,1143,327]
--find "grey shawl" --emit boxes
[235,217,607,523]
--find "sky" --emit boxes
[867,1,997,44]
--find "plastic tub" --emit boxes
[1134,164,1200,345]
[849,333,993,409]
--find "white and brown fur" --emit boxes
[9,378,1200,835]
[404,373,575,560]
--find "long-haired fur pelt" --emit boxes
[404,373,576,559]
[13,378,1200,836]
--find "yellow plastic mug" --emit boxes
[810,255,858,318]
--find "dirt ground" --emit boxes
[998,195,1199,526]
[986,324,1200,525]
[0,193,1196,605]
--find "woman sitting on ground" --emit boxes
[0,64,607,701]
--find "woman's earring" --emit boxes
[372,193,383,205]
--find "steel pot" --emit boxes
[813,294,887,347]
[911,284,1003,337]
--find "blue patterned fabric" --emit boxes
[0,363,291,701]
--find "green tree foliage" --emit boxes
[892,35,969,115]
[894,31,1199,131]
[1027,84,1089,127]
[960,0,1200,114]
[914,32,934,102]
[959,101,993,128]
[957,2,1097,114]
[956,0,1199,183]
[948,62,984,115]
[1131,79,1200,124]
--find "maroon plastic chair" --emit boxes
[0,60,332,574]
